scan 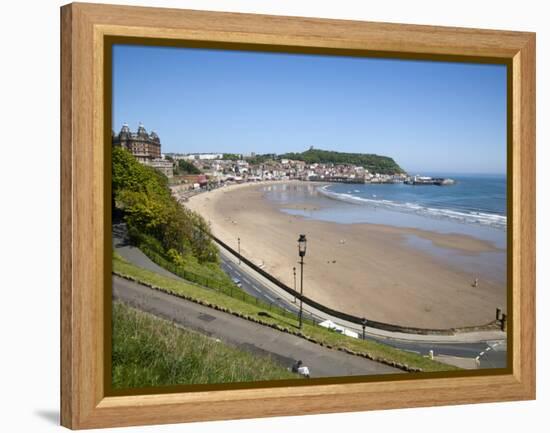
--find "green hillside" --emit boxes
[279,148,405,174]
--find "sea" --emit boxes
[262,174,507,282]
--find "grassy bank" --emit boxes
[112,301,299,389]
[137,244,312,326]
[113,253,459,373]
[139,244,239,293]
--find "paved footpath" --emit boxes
[113,276,401,378]
[114,223,505,345]
[113,226,506,368]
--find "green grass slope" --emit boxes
[112,301,299,389]
[113,253,459,373]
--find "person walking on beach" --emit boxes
[472,277,479,288]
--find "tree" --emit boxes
[112,147,217,263]
[222,153,241,161]
[279,148,405,174]
[177,159,202,175]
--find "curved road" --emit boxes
[113,225,506,370]
[218,250,507,369]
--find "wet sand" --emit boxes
[185,181,506,328]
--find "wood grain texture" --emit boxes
[60,4,73,429]
[60,2,536,429]
[512,35,536,395]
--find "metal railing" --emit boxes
[209,234,501,336]
[139,245,317,328]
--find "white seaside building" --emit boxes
[184,153,224,160]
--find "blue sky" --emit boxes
[112,45,507,174]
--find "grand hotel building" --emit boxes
[112,123,161,162]
[112,123,172,177]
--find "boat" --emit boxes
[433,178,455,186]
[405,175,455,186]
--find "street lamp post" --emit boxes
[361,317,367,340]
[293,266,297,303]
[298,234,307,329]
[238,237,241,265]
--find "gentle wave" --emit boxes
[318,186,507,230]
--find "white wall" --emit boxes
[1,1,546,432]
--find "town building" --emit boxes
[183,153,224,161]
[112,123,173,177]
[145,159,174,178]
[112,123,161,162]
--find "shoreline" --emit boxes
[184,181,506,328]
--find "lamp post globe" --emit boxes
[298,234,307,257]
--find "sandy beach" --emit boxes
[185,181,507,329]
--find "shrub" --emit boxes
[112,147,217,263]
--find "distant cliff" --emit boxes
[278,148,406,175]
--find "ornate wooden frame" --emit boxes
[60,2,535,429]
